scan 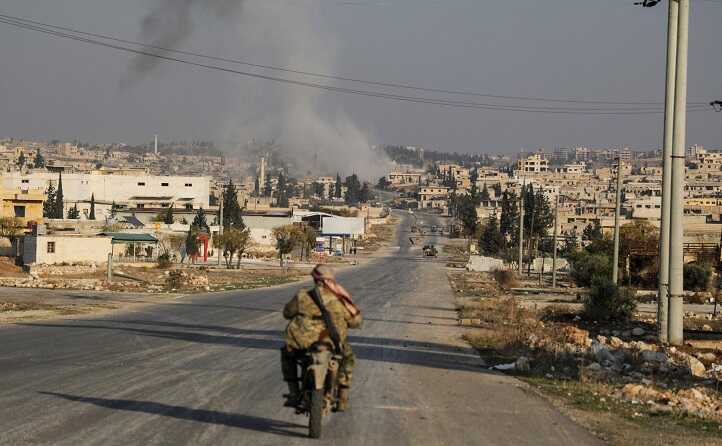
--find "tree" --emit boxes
[479,183,491,202]
[185,226,201,263]
[583,221,603,242]
[192,208,209,233]
[264,175,273,197]
[0,217,23,244]
[273,224,301,267]
[335,174,343,199]
[33,150,45,168]
[454,194,479,238]
[492,183,502,198]
[67,204,80,219]
[43,184,57,218]
[276,172,289,208]
[214,227,251,269]
[110,201,118,220]
[298,225,318,260]
[222,181,245,230]
[253,177,260,197]
[479,217,505,256]
[163,205,174,224]
[89,194,96,220]
[359,182,372,203]
[54,173,64,219]
[376,176,390,190]
[17,153,26,168]
[344,174,362,204]
[499,191,519,242]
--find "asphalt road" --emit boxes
[0,213,601,445]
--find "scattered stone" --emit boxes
[640,350,667,363]
[702,324,713,332]
[564,326,591,347]
[686,356,707,378]
[632,327,645,337]
[608,336,625,349]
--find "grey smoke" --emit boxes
[124,0,245,84]
[129,0,391,180]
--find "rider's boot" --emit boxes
[336,387,350,412]
[283,381,301,407]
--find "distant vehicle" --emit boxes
[422,245,438,257]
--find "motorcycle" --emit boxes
[294,342,343,439]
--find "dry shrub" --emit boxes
[492,268,519,290]
[539,305,581,323]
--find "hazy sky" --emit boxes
[1,0,720,155]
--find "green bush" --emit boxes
[569,252,613,287]
[683,264,711,291]
[583,276,637,322]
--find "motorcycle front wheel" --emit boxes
[308,388,324,438]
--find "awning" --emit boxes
[99,232,158,244]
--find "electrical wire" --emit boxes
[0,14,711,116]
[0,11,711,108]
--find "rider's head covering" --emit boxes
[311,264,360,316]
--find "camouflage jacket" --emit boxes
[283,286,362,350]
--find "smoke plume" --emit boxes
[131,0,391,181]
[125,0,245,84]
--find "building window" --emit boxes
[185,204,193,210]
[47,242,55,253]
[137,204,145,209]
[185,183,193,187]
[14,206,26,218]
[138,182,146,186]
[161,182,169,187]
[21,179,29,184]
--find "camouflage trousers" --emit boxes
[281,343,355,389]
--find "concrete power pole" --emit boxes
[217,194,223,266]
[612,156,624,284]
[658,0,679,344]
[552,193,560,288]
[668,0,690,346]
[518,179,525,275]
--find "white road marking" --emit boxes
[375,405,419,412]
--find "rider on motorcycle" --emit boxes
[281,265,362,411]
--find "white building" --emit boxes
[0,171,210,220]
[22,234,112,265]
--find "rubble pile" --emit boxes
[164,270,210,290]
[26,263,98,276]
[514,323,722,421]
[0,276,105,291]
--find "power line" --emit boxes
[0,11,711,108]
[0,15,712,115]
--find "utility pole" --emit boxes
[669,0,690,346]
[658,0,679,344]
[217,194,223,266]
[518,178,525,275]
[612,156,624,284]
[552,193,560,288]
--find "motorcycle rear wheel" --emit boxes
[308,388,324,438]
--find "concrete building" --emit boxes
[0,171,210,220]
[516,153,549,174]
[418,186,450,210]
[0,187,44,225]
[22,234,112,265]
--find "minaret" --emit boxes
[154,135,158,155]
[258,157,266,196]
